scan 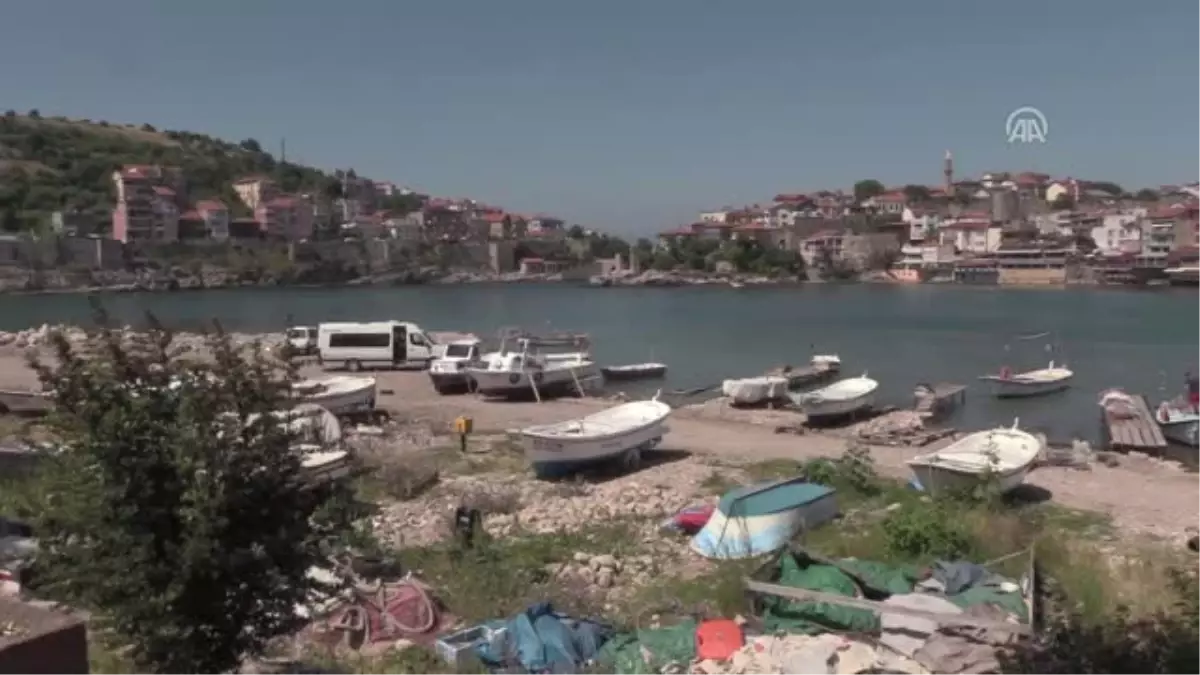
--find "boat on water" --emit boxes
[978,361,1073,398]
[691,478,838,559]
[722,376,790,406]
[1153,374,1199,448]
[467,337,599,401]
[907,419,1043,495]
[601,362,668,382]
[519,392,672,478]
[292,375,377,416]
[790,374,878,421]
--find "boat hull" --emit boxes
[799,392,876,420]
[468,363,597,400]
[982,375,1073,398]
[1160,418,1200,448]
[690,486,839,560]
[523,423,668,479]
[908,463,1031,496]
[601,365,668,381]
[296,383,377,417]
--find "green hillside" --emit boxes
[0,109,341,233]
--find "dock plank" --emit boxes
[1102,394,1167,452]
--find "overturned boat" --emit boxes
[721,376,790,406]
[691,478,838,559]
[791,374,878,422]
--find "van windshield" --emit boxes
[445,343,474,358]
[287,329,307,339]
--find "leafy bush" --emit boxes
[880,501,973,560]
[26,309,351,673]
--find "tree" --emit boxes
[27,108,40,119]
[853,179,885,203]
[27,311,349,673]
[1050,194,1075,210]
[140,123,157,132]
[239,138,263,153]
[902,184,932,203]
[566,224,586,239]
[1134,188,1160,202]
[1090,181,1123,197]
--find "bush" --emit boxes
[26,308,352,673]
[880,501,973,560]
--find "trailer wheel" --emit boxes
[622,447,642,472]
[347,359,362,372]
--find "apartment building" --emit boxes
[233,176,278,211]
[254,195,314,241]
[111,166,180,243]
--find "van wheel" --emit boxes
[347,360,362,372]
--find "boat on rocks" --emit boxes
[979,361,1073,398]
[601,362,668,382]
[907,419,1043,495]
[691,478,838,559]
[292,375,377,417]
[467,337,598,401]
[791,374,878,422]
[518,393,671,479]
[721,376,790,406]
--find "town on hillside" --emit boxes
[660,154,1199,287]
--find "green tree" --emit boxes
[27,312,350,673]
[1090,181,1123,196]
[1134,188,1159,202]
[567,224,586,239]
[853,179,886,203]
[902,184,931,203]
[239,138,263,153]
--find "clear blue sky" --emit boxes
[2,0,1196,234]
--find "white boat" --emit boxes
[519,393,672,478]
[691,478,838,559]
[907,419,1043,495]
[721,376,790,406]
[428,338,484,395]
[1155,400,1200,448]
[292,376,377,416]
[791,374,878,421]
[601,362,669,381]
[979,361,1073,398]
[467,349,598,401]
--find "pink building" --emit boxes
[254,195,314,240]
[195,199,231,240]
[111,166,179,243]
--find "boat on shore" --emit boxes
[978,361,1073,398]
[519,393,671,478]
[1155,400,1199,448]
[722,376,790,406]
[907,419,1043,495]
[601,362,668,382]
[428,337,484,395]
[292,376,377,416]
[467,336,598,401]
[691,478,838,559]
[791,374,878,422]
[764,354,841,389]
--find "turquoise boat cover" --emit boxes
[719,478,834,516]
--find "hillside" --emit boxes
[0,109,340,232]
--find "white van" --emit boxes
[317,321,436,371]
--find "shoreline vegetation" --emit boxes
[0,321,1196,673]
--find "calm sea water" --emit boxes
[1,284,1196,446]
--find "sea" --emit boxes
[1,283,1196,452]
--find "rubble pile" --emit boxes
[546,551,662,590]
[372,459,722,549]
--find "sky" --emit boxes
[1,0,1197,234]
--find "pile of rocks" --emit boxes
[0,324,282,353]
[372,458,722,549]
[545,551,661,589]
[850,410,925,439]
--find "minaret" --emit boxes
[943,150,954,194]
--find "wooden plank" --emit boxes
[1103,394,1166,451]
[743,580,1032,635]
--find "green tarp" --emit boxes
[597,618,698,674]
[760,552,881,634]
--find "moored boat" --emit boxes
[519,393,672,478]
[978,361,1073,398]
[1155,400,1199,448]
[791,373,878,421]
[601,362,669,382]
[907,419,1043,495]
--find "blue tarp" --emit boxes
[477,602,613,673]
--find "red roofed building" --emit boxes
[196,199,231,240]
[111,165,180,243]
[254,194,314,240]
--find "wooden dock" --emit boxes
[1101,393,1167,452]
[913,382,967,419]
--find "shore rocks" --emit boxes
[0,324,283,354]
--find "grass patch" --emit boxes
[623,560,759,626]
